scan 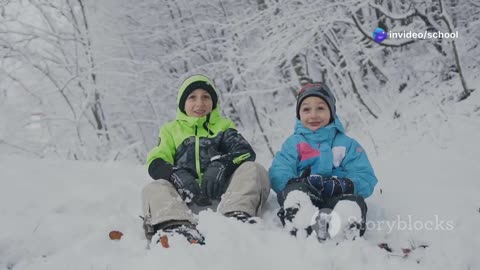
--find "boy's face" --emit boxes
[299,96,331,131]
[184,89,213,117]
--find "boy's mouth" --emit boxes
[193,110,207,115]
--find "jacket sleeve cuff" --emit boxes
[148,158,173,180]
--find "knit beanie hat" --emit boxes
[296,82,336,121]
[179,80,218,114]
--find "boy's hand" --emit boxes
[277,177,323,206]
[323,177,354,197]
[201,161,229,199]
[171,170,201,203]
[306,175,354,197]
[305,174,325,190]
[193,192,212,206]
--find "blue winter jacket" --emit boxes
[269,116,378,198]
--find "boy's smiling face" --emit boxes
[299,96,331,131]
[184,89,213,117]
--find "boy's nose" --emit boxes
[195,101,206,107]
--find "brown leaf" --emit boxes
[109,230,123,240]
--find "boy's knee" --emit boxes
[142,179,174,196]
[236,162,270,185]
[238,161,264,174]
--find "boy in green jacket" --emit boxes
[142,74,270,245]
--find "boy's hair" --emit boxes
[296,82,336,121]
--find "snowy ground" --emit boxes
[1,109,480,270]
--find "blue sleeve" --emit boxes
[341,139,378,198]
[269,137,299,193]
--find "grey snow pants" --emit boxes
[142,161,270,226]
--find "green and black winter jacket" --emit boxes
[146,75,255,187]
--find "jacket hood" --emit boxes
[176,74,221,127]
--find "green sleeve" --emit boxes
[146,125,176,167]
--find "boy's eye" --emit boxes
[302,108,311,112]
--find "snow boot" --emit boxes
[278,206,314,236]
[324,197,365,241]
[225,211,258,224]
[344,221,362,241]
[143,219,205,247]
[313,211,331,241]
[278,190,320,238]
[141,217,156,241]
[158,222,205,247]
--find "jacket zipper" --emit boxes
[194,126,202,184]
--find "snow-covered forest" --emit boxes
[1,0,478,163]
[1,1,480,269]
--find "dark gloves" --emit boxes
[201,161,229,200]
[170,169,201,204]
[306,175,354,198]
[148,158,173,180]
[277,175,354,208]
[277,177,323,206]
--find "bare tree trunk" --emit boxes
[249,96,274,158]
[437,0,474,100]
[76,0,110,141]
[291,53,312,86]
[257,0,267,11]
[348,72,378,119]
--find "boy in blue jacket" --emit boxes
[269,82,378,238]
